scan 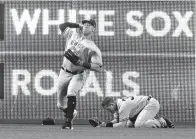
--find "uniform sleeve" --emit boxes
[62,27,74,41]
[119,105,130,122]
[90,49,103,66]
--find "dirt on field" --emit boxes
[0,124,195,139]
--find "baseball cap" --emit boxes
[82,19,96,28]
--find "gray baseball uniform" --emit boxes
[57,27,102,110]
[113,96,160,128]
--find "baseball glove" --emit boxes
[64,49,80,65]
[88,118,103,127]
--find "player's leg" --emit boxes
[136,114,173,128]
[134,98,160,128]
[63,108,78,130]
[62,73,85,129]
[56,70,72,111]
[135,97,174,128]
[63,99,78,120]
[142,119,161,128]
[155,116,175,128]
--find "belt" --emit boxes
[61,67,84,75]
[147,95,152,101]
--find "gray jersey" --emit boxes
[62,27,102,73]
[114,96,149,122]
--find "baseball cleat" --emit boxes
[62,121,73,130]
[161,116,175,128]
[157,117,167,128]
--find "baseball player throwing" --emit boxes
[57,19,103,129]
[92,95,174,128]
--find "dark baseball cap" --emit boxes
[82,19,96,28]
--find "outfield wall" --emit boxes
[0,1,195,122]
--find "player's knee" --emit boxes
[67,95,76,101]
[134,121,144,128]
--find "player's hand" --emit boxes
[98,122,106,127]
[88,117,104,127]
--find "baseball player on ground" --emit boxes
[94,95,174,128]
[57,19,103,129]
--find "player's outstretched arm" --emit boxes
[110,119,118,124]
[59,22,81,33]
[113,121,127,128]
[98,120,127,128]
